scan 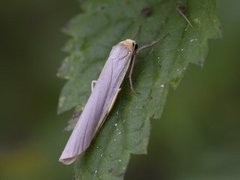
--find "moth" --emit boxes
[59,36,167,165]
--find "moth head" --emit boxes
[120,39,138,52]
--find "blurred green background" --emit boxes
[0,0,239,180]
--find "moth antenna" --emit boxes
[131,25,142,40]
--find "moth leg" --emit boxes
[107,88,121,113]
[128,55,138,94]
[91,80,97,92]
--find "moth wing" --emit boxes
[59,43,132,165]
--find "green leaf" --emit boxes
[57,0,221,179]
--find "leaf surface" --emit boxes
[57,0,221,179]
